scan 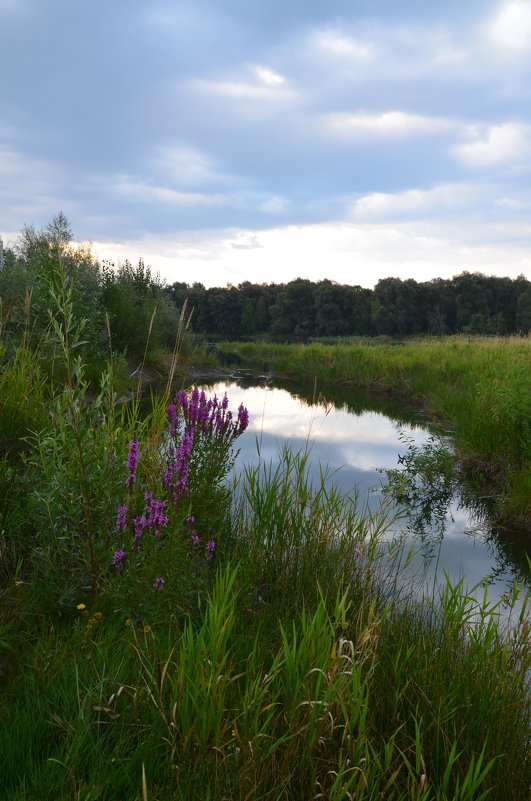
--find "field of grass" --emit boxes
[1,271,530,800]
[217,337,531,524]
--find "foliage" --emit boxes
[166,272,531,339]
[0,214,195,371]
[102,258,192,357]
[0,215,530,800]
[382,433,458,543]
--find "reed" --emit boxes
[2,543,528,799]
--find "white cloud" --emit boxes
[230,232,262,250]
[495,196,523,207]
[254,65,286,85]
[87,220,531,290]
[193,76,295,101]
[314,29,375,61]
[114,178,228,207]
[453,122,531,167]
[489,1,531,50]
[352,184,473,218]
[327,111,453,138]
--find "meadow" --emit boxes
[0,263,530,800]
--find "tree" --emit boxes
[270,279,316,338]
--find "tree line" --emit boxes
[1,215,530,357]
[170,272,531,339]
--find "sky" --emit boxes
[2,0,531,288]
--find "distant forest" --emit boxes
[168,273,531,339]
[1,215,531,356]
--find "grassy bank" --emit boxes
[217,337,531,525]
[1,441,530,801]
[1,268,530,800]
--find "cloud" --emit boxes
[113,177,229,207]
[453,122,531,167]
[494,196,523,207]
[2,2,531,288]
[230,232,262,250]
[254,65,286,85]
[313,29,375,61]
[488,1,531,50]
[86,218,531,291]
[192,65,295,101]
[0,146,70,230]
[351,184,474,218]
[151,144,227,188]
[327,111,453,138]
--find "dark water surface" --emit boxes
[195,373,529,616]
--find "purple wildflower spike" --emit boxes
[116,504,128,533]
[206,539,215,562]
[126,438,139,487]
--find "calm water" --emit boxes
[197,374,529,614]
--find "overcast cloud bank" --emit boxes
[2,0,531,287]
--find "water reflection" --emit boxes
[196,375,529,612]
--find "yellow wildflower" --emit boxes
[142,625,151,633]
[77,603,86,610]
[125,618,131,627]
[94,612,103,620]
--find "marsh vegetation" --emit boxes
[0,220,529,799]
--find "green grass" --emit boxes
[1,270,529,800]
[2,535,529,800]
[2,440,530,800]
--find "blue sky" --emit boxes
[2,0,531,287]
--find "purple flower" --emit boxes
[237,404,249,434]
[164,429,193,502]
[164,387,249,503]
[153,576,165,589]
[133,516,143,548]
[116,504,127,533]
[166,403,179,436]
[206,539,215,562]
[143,492,168,530]
[113,548,125,571]
[126,438,139,488]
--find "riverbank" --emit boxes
[216,337,531,528]
[1,313,530,798]
[1,408,530,801]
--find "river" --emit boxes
[193,373,530,617]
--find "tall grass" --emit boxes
[2,518,529,799]
[1,265,529,800]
